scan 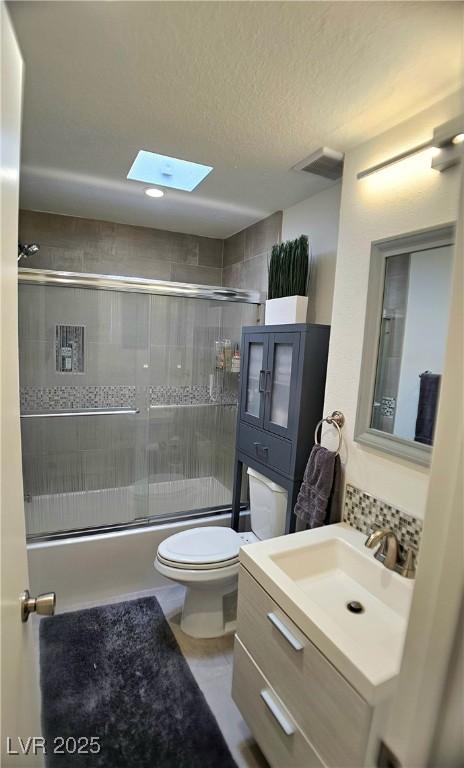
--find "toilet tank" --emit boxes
[247,468,287,540]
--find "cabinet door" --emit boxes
[264,333,300,438]
[240,333,268,427]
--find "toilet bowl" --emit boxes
[155,527,256,638]
[154,469,287,638]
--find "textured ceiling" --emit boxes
[10,1,463,237]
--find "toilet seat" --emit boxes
[156,552,239,570]
[157,526,241,569]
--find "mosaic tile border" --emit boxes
[344,483,423,556]
[20,385,238,412]
[149,385,237,407]
[20,385,136,412]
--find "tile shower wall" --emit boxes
[19,208,282,294]
[344,483,423,557]
[222,211,282,294]
[19,283,148,501]
[19,210,224,285]
[18,208,271,530]
[18,285,149,389]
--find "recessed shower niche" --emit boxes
[55,324,85,374]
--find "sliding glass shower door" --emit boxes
[18,276,259,538]
[19,284,150,536]
[147,295,256,518]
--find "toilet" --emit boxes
[154,468,287,638]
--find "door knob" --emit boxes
[20,589,56,622]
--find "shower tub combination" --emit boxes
[18,269,261,604]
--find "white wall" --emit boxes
[323,91,462,520]
[395,246,453,440]
[282,184,341,325]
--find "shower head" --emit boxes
[18,242,40,262]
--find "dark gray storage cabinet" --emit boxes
[232,323,330,534]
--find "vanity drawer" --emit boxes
[236,566,372,768]
[237,423,292,475]
[232,636,325,768]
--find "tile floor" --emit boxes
[156,584,268,768]
[35,584,268,768]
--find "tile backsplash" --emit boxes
[344,483,423,557]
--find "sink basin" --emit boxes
[271,537,409,657]
[239,523,415,703]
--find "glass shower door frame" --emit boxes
[18,269,262,540]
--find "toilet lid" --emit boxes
[157,526,241,566]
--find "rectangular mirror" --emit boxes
[355,224,454,465]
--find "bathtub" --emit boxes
[25,475,231,536]
[27,477,247,611]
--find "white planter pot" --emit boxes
[265,296,308,325]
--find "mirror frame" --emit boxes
[355,223,455,466]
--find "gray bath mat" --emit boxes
[40,596,237,768]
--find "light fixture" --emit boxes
[357,114,464,180]
[145,187,164,198]
[127,150,213,192]
[357,141,434,180]
[431,115,464,172]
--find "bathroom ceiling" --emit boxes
[10,1,463,238]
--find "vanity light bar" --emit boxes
[357,115,464,180]
[356,140,433,180]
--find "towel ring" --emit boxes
[314,411,345,455]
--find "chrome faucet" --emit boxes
[365,528,398,569]
[365,528,416,578]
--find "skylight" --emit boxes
[127,150,213,192]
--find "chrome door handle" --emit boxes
[20,590,56,622]
[264,370,272,395]
[267,611,305,651]
[260,688,296,736]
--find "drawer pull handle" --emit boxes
[253,442,269,459]
[260,688,296,736]
[267,612,305,651]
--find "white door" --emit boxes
[1,4,42,764]
[377,171,463,766]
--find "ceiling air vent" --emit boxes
[293,147,344,180]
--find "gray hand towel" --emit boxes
[294,444,341,529]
